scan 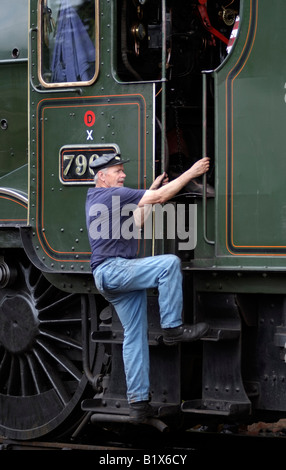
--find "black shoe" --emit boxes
[162,322,209,346]
[129,401,155,424]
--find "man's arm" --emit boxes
[133,172,169,228]
[138,157,210,207]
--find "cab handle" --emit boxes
[202,71,215,245]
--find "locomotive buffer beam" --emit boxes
[182,293,252,417]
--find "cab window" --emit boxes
[39,0,98,86]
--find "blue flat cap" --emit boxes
[89,153,130,172]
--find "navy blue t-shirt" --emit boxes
[86,186,146,270]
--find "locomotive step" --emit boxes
[201,327,240,341]
[181,399,251,416]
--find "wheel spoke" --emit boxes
[6,355,19,395]
[33,346,71,405]
[26,351,50,394]
[40,328,82,350]
[34,283,62,307]
[38,293,78,316]
[36,337,82,381]
[19,355,34,396]
[0,350,10,387]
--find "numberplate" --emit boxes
[59,145,119,185]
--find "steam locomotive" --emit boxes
[1,0,285,443]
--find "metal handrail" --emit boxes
[202,71,215,245]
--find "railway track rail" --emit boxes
[2,421,286,451]
[0,437,135,451]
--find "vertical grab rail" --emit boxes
[202,71,215,245]
[153,0,167,256]
[161,0,167,174]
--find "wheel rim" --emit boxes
[0,256,97,440]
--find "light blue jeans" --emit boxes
[93,254,183,403]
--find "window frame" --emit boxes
[37,0,99,88]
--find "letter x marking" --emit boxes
[87,130,94,141]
